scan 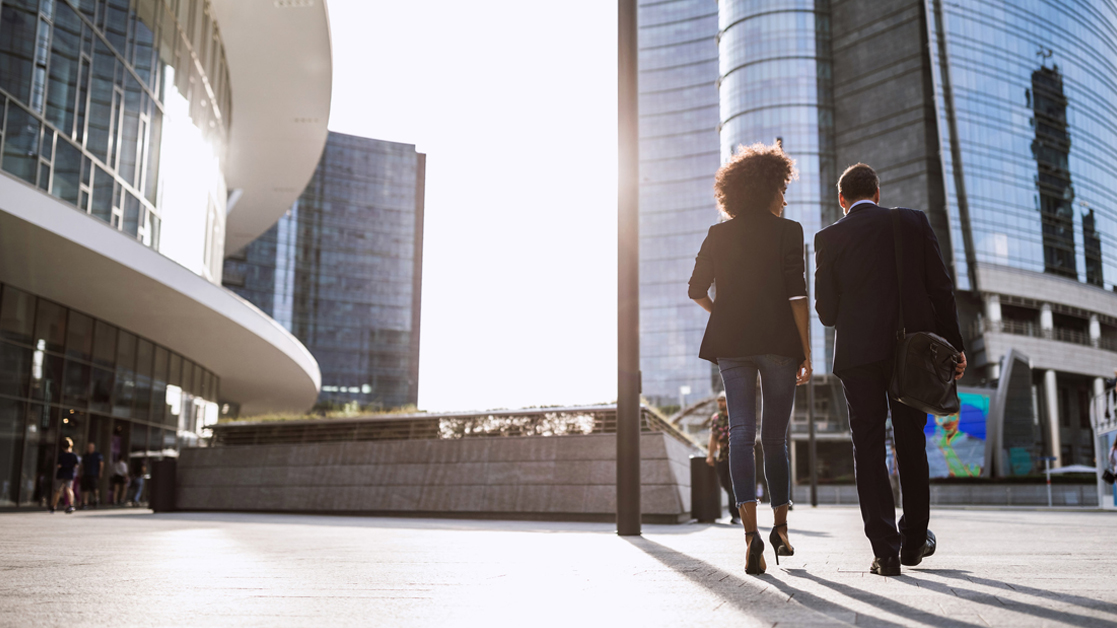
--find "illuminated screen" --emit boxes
[925,391,990,478]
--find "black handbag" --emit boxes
[1104,469,1115,484]
[888,209,961,416]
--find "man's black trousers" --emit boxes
[836,358,930,559]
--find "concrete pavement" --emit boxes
[2,506,1116,627]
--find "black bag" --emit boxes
[1104,469,1115,484]
[888,209,961,416]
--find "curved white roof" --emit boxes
[212,0,333,255]
[0,175,321,415]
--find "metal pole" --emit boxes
[806,244,818,507]
[616,0,641,536]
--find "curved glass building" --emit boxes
[0,0,331,506]
[633,0,1117,474]
[924,0,1117,467]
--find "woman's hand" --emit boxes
[796,358,812,386]
[705,454,716,467]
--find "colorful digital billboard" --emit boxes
[925,391,991,478]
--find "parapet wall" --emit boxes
[176,432,694,523]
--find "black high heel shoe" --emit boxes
[769,523,794,566]
[744,531,766,575]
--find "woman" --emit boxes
[688,142,812,575]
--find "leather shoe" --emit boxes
[870,555,901,576]
[901,529,936,567]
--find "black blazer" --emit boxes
[688,213,807,364]
[814,203,965,373]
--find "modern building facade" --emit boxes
[641,0,1117,472]
[0,0,331,507]
[223,132,425,410]
[636,0,721,407]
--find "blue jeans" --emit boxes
[718,355,797,509]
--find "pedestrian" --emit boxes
[129,462,147,506]
[689,142,812,575]
[814,163,966,576]
[705,392,740,524]
[79,442,104,509]
[110,456,129,505]
[51,438,79,514]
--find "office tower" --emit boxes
[224,132,425,410]
[636,0,721,407]
[0,0,331,507]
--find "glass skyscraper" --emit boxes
[224,132,425,410]
[636,0,721,407]
[639,0,1117,470]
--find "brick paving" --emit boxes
[2,506,1115,627]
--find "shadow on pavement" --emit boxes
[625,536,979,628]
[921,569,1117,618]
[784,568,987,628]
[895,569,1117,627]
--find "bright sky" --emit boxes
[326,1,619,412]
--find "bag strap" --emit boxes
[890,209,906,340]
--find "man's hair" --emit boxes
[64,437,73,449]
[837,163,879,202]
[714,142,797,219]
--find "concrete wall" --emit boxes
[176,432,695,523]
[793,483,1099,507]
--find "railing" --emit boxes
[972,318,1107,349]
[212,404,701,450]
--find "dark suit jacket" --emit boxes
[814,203,965,373]
[688,212,807,364]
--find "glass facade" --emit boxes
[927,0,1117,290]
[636,0,721,406]
[223,132,425,411]
[718,0,834,374]
[0,0,231,281]
[0,280,219,507]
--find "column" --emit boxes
[984,294,1002,330]
[1044,369,1062,467]
[983,295,1002,380]
[1089,315,1101,348]
[1040,303,1054,339]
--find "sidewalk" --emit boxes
[2,506,1115,627]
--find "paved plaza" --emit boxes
[2,506,1116,627]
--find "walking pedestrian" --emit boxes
[79,442,104,509]
[110,456,129,505]
[51,438,79,514]
[814,163,966,576]
[689,142,812,575]
[705,392,739,524]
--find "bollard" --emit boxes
[690,456,722,523]
[149,458,177,513]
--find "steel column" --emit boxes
[617,0,641,536]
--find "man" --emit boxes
[814,163,966,576]
[51,438,79,514]
[705,392,740,524]
[79,441,104,509]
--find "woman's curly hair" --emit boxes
[714,142,798,219]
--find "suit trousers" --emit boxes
[836,359,930,559]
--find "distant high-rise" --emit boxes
[636,1,721,407]
[637,0,1117,472]
[224,132,425,410]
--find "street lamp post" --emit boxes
[617,0,641,536]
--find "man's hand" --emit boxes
[954,351,967,380]
[705,454,716,467]
[796,358,812,386]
